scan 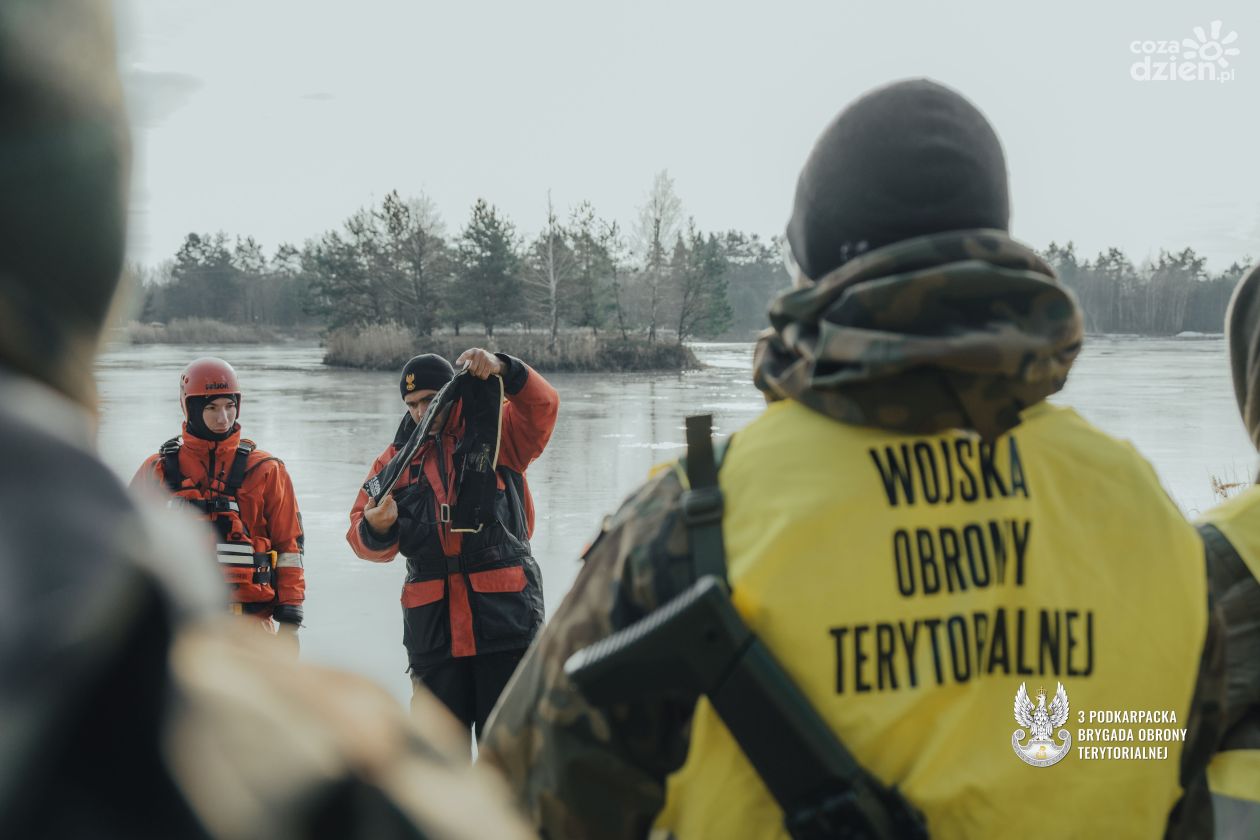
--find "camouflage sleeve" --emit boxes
[1204,525,1260,836]
[480,465,700,840]
[1169,525,1260,838]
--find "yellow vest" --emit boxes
[654,400,1206,839]
[1196,488,1260,806]
[1198,484,1260,581]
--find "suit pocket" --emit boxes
[402,579,444,607]
[469,566,526,594]
[401,578,448,657]
[468,563,541,642]
[395,483,440,558]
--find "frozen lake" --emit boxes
[94,336,1254,704]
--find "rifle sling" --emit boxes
[678,413,926,840]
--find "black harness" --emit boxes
[160,436,275,589]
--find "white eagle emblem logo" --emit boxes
[1011,681,1071,767]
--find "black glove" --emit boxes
[272,604,304,626]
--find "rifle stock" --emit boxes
[565,576,927,840]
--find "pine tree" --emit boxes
[303,210,387,329]
[567,202,614,337]
[457,199,522,338]
[675,224,731,344]
[376,190,447,336]
[167,232,239,321]
[719,231,786,332]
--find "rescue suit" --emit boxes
[133,424,306,624]
[347,354,558,729]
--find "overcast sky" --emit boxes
[114,0,1260,273]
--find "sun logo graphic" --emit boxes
[1130,20,1241,83]
[1182,21,1241,68]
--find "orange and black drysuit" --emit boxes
[133,424,306,625]
[347,355,558,729]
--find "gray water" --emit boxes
[94,336,1253,704]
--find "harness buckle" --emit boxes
[681,486,724,526]
[439,503,451,523]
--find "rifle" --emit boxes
[566,575,928,840]
[364,368,469,504]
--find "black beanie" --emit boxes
[786,78,1009,281]
[185,393,240,442]
[400,354,455,399]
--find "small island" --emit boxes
[322,325,698,373]
[121,179,786,372]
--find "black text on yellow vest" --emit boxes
[567,415,927,840]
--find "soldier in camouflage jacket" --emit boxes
[481,79,1252,839]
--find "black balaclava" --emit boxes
[184,394,240,442]
[785,78,1009,281]
[400,354,455,399]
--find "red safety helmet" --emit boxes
[179,357,242,419]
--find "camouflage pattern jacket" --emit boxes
[481,452,1235,839]
[480,461,700,838]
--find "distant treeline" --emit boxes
[1044,242,1251,334]
[136,173,785,350]
[133,175,1253,345]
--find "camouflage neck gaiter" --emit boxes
[753,229,1084,440]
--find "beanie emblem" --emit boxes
[406,374,416,392]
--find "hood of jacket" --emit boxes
[753,228,1084,440]
[1226,263,1260,450]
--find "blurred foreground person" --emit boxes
[0,2,531,838]
[483,79,1231,838]
[132,356,306,651]
[1192,265,1260,838]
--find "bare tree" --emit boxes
[603,220,630,341]
[524,192,575,354]
[632,170,684,343]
